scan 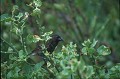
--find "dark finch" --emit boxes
[29,34,63,63]
[46,34,63,54]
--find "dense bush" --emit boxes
[1,0,120,79]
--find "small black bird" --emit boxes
[45,34,63,54]
[28,34,63,63]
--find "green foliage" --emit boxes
[1,0,119,79]
[97,45,111,56]
[109,63,120,78]
[82,39,96,55]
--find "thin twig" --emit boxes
[20,34,27,54]
[1,37,19,53]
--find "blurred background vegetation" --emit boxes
[1,0,120,65]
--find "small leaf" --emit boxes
[7,67,21,79]
[78,57,86,73]
[14,67,21,77]
[97,45,111,56]
[109,64,120,78]
[0,14,12,22]
[91,39,98,47]
[98,69,109,78]
[32,8,41,16]
[33,0,42,7]
[27,34,43,43]
[110,64,120,72]
[34,62,44,71]
[19,50,24,57]
[7,71,13,79]
[12,27,20,35]
[13,5,19,11]
[82,39,92,47]
[41,31,53,41]
[33,35,42,42]
[19,50,25,59]
[9,54,17,60]
[7,47,13,53]
[88,47,95,54]
[81,47,88,55]
[85,66,94,78]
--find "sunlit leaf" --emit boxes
[97,45,111,55]
[91,39,98,47]
[33,0,42,7]
[81,47,88,55]
[27,34,43,43]
[32,8,41,16]
[82,39,92,47]
[85,66,94,78]
[19,50,25,59]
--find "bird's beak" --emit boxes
[58,37,63,41]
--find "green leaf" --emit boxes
[81,47,88,55]
[99,69,110,78]
[110,64,120,72]
[82,39,92,47]
[7,67,21,79]
[88,47,95,54]
[27,34,43,43]
[7,47,13,53]
[91,39,98,47]
[9,54,17,60]
[78,57,86,73]
[19,50,25,59]
[14,67,21,77]
[12,27,20,35]
[7,71,13,79]
[109,64,120,78]
[60,60,66,69]
[70,58,79,72]
[0,14,12,22]
[61,69,69,76]
[41,31,53,41]
[12,5,19,11]
[33,0,42,7]
[34,62,44,71]
[85,66,94,78]
[97,45,111,56]
[32,8,41,16]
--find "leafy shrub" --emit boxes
[1,0,120,79]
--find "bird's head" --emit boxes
[45,34,63,54]
[51,35,63,42]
